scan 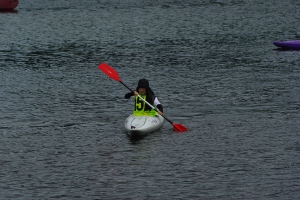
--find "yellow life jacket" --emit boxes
[133,95,157,116]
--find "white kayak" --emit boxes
[124,114,164,137]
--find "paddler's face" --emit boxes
[138,88,146,95]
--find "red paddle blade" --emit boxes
[173,123,188,132]
[98,63,121,82]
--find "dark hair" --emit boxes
[137,79,149,90]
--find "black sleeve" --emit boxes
[157,104,163,112]
[125,91,134,99]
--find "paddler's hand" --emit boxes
[157,110,163,115]
[133,91,138,96]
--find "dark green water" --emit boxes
[1,0,300,199]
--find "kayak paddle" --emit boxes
[98,62,188,132]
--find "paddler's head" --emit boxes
[137,79,149,95]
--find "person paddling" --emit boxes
[125,79,163,116]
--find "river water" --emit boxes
[1,0,300,199]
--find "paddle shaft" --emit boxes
[120,81,174,125]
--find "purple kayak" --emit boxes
[273,40,300,50]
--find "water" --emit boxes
[1,0,300,199]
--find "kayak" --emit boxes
[273,40,300,50]
[124,114,164,137]
[0,0,18,10]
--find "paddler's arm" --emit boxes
[124,91,135,99]
[154,97,163,115]
[157,104,163,115]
